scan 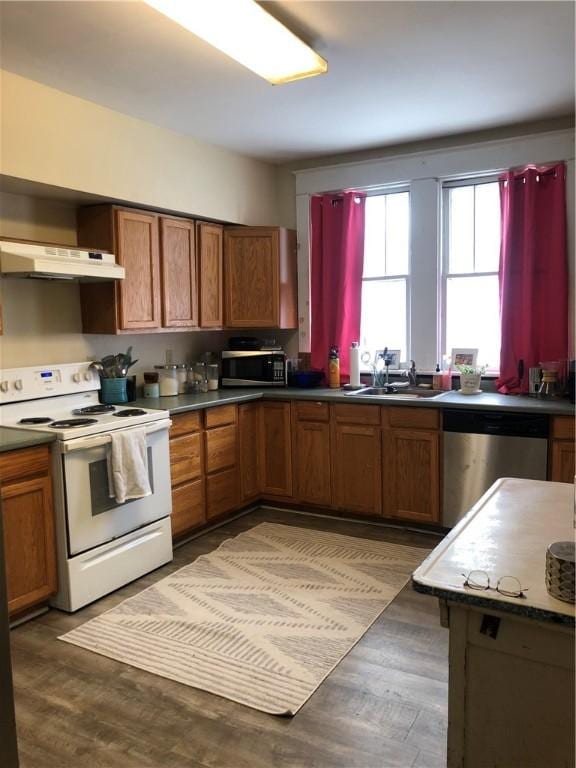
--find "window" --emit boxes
[442,179,501,369]
[360,191,410,364]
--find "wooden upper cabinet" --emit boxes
[78,206,161,333]
[224,227,297,329]
[160,217,197,328]
[115,210,161,330]
[197,221,224,328]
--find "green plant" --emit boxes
[456,364,487,375]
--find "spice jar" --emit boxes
[207,364,219,391]
[154,364,178,396]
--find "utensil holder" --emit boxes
[100,377,128,405]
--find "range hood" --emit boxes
[0,241,125,281]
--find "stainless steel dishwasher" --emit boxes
[442,409,549,527]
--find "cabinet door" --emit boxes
[115,209,161,330]
[550,440,575,483]
[294,420,331,507]
[239,403,260,501]
[259,402,293,497]
[206,469,238,520]
[332,423,382,516]
[224,229,279,328]
[2,475,57,616]
[383,429,440,523]
[171,479,205,538]
[197,222,224,328]
[160,217,198,328]
[205,425,237,474]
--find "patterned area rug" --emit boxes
[60,523,430,715]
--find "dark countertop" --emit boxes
[131,387,575,417]
[0,428,56,454]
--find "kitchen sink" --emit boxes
[345,387,446,400]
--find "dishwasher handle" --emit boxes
[442,409,549,439]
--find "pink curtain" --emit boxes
[310,191,366,380]
[497,163,568,394]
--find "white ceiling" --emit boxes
[1,1,574,163]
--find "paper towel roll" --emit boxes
[350,342,361,387]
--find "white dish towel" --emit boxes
[107,428,152,504]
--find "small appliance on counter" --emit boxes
[221,349,286,387]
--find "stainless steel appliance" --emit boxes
[443,409,549,527]
[0,363,173,611]
[221,350,287,387]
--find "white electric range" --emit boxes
[0,362,173,612]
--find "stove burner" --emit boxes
[72,404,116,415]
[50,418,98,429]
[18,417,53,425]
[113,409,147,418]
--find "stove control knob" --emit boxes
[72,373,81,383]
[14,379,23,391]
[0,381,8,393]
[83,372,92,381]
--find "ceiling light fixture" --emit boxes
[143,0,328,85]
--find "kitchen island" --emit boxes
[412,478,575,768]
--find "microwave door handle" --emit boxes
[59,418,171,453]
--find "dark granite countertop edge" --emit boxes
[0,428,57,454]
[131,388,575,416]
[411,578,574,626]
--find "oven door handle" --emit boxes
[58,418,172,454]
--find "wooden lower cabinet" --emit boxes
[169,414,206,539]
[260,402,293,497]
[293,420,331,506]
[206,468,238,520]
[383,428,440,523]
[331,422,382,516]
[171,479,205,538]
[0,446,57,617]
[239,403,260,502]
[549,416,575,483]
[550,440,575,483]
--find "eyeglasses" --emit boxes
[461,570,528,599]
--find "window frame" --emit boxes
[361,186,411,366]
[440,175,501,371]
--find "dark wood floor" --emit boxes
[10,508,448,768]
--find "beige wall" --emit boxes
[0,70,284,227]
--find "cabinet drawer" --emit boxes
[171,478,205,538]
[170,433,202,486]
[205,405,237,428]
[332,403,381,425]
[206,468,238,519]
[0,445,51,483]
[205,424,236,473]
[170,411,201,437]
[294,401,329,422]
[552,416,575,441]
[383,406,439,430]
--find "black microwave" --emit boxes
[221,351,286,387]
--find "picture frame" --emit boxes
[375,349,401,369]
[451,348,478,368]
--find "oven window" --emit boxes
[89,447,154,515]
[225,357,271,381]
